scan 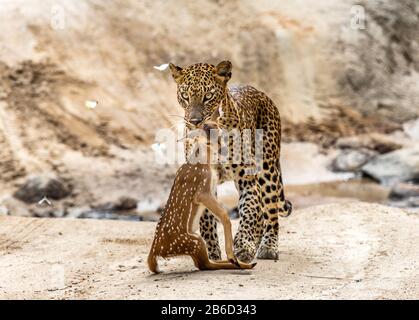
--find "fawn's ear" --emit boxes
[214,60,232,84]
[169,63,183,83]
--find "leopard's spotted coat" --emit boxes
[169,61,292,262]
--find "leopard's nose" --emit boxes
[190,118,202,126]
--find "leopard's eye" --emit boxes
[204,92,213,102]
[181,92,189,100]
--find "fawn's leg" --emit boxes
[189,234,256,270]
[197,192,237,263]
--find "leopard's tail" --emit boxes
[280,199,292,217]
[277,159,292,218]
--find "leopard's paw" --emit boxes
[257,245,279,260]
[234,242,256,263]
[208,250,222,261]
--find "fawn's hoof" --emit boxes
[257,246,279,260]
[228,258,241,267]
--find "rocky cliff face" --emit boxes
[0,0,418,212]
[339,0,419,122]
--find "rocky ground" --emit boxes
[0,202,417,299]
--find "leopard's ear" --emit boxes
[169,63,183,83]
[214,60,232,84]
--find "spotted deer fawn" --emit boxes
[148,110,256,273]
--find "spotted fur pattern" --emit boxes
[148,160,256,272]
[169,61,292,262]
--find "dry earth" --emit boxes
[0,202,417,300]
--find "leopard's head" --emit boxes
[169,61,232,129]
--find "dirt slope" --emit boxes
[0,0,418,212]
[0,202,417,300]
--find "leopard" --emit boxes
[168,60,292,263]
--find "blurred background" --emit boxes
[0,0,418,221]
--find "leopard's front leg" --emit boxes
[233,172,263,263]
[199,209,222,260]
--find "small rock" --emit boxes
[114,196,138,211]
[91,202,114,211]
[408,197,419,207]
[362,147,419,185]
[13,174,72,204]
[228,206,239,219]
[403,119,419,140]
[92,197,138,212]
[51,209,66,218]
[389,183,419,199]
[0,196,30,217]
[139,211,161,222]
[0,206,8,216]
[331,149,377,172]
[30,201,67,218]
[79,210,141,221]
[65,206,91,219]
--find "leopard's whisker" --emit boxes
[177,135,187,142]
[168,114,185,119]
[167,120,185,130]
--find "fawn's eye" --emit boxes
[204,92,213,102]
[181,92,189,100]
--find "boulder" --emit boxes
[331,149,377,172]
[362,147,419,185]
[336,133,403,154]
[389,183,419,200]
[13,174,72,204]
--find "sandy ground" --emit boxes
[0,202,417,300]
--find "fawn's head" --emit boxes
[186,107,222,164]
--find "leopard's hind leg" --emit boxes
[257,161,291,260]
